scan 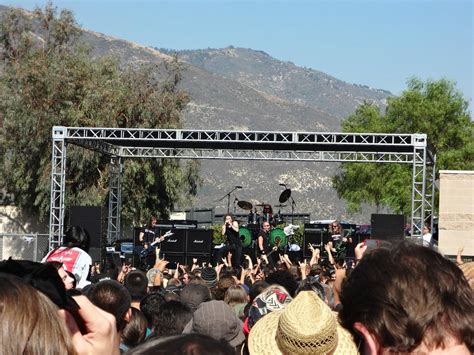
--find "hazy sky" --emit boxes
[4,0,473,111]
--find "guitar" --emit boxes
[139,230,174,258]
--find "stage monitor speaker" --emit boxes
[303,228,327,258]
[160,228,186,253]
[69,206,103,249]
[371,214,405,241]
[186,229,212,254]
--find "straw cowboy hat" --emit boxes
[248,291,359,354]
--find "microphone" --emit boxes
[235,186,243,189]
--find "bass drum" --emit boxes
[269,228,288,250]
[239,226,253,248]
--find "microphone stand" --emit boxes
[218,186,240,213]
[290,196,296,224]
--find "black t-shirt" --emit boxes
[258,229,270,252]
[141,226,156,243]
[225,225,241,247]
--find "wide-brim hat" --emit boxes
[248,291,358,354]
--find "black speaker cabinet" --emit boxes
[371,214,405,241]
[69,206,103,249]
[186,229,212,254]
[185,254,211,266]
[303,228,327,258]
[162,253,185,265]
[159,228,186,253]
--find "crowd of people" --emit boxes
[0,216,473,355]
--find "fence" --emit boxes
[0,234,50,262]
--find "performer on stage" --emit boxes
[256,221,272,257]
[215,214,242,267]
[328,220,352,259]
[139,215,158,244]
[138,215,162,271]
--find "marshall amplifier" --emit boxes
[186,229,212,254]
[159,228,186,253]
[303,227,328,258]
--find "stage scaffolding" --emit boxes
[49,126,436,250]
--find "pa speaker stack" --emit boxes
[68,206,104,262]
[303,224,330,258]
[158,228,213,265]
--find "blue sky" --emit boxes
[4,0,473,112]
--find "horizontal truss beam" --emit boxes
[118,148,415,163]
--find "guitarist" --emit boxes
[256,221,278,268]
[257,222,272,257]
[138,215,171,271]
[139,215,158,244]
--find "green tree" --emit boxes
[0,4,200,226]
[333,78,473,215]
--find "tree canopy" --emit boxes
[0,4,200,226]
[333,78,473,216]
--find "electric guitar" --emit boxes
[139,230,174,258]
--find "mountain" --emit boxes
[0,5,392,223]
[166,46,390,119]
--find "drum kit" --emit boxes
[236,185,296,250]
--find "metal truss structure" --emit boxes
[49,126,436,249]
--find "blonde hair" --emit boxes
[224,285,248,307]
[0,274,76,355]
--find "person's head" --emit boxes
[127,334,235,355]
[183,300,245,349]
[148,216,157,227]
[86,280,132,332]
[330,220,342,234]
[265,270,298,297]
[422,224,431,235]
[223,214,234,224]
[46,261,76,290]
[180,283,212,312]
[248,280,270,302]
[124,270,148,302]
[262,221,271,232]
[248,291,358,354]
[224,285,248,307]
[122,307,148,349]
[0,273,75,354]
[140,292,166,328]
[64,225,90,251]
[247,285,292,332]
[200,267,218,288]
[152,300,193,337]
[339,241,474,354]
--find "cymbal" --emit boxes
[274,204,287,208]
[279,189,291,203]
[237,200,253,210]
[256,203,271,207]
